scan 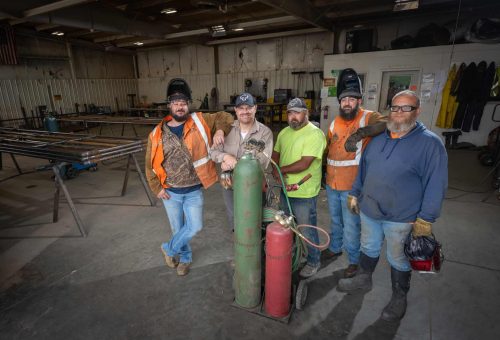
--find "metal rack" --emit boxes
[0,128,155,237]
[57,114,162,136]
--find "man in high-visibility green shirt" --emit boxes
[272,97,326,278]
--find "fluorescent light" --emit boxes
[211,25,226,32]
[232,28,244,32]
[134,41,144,46]
[161,8,177,14]
[51,31,64,36]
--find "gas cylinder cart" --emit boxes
[230,138,330,323]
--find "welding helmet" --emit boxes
[404,233,444,272]
[167,78,192,103]
[337,68,362,102]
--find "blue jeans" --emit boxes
[280,193,320,267]
[161,189,204,263]
[326,186,361,265]
[360,212,412,271]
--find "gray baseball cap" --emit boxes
[287,97,308,112]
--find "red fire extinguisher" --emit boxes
[322,105,329,120]
[264,221,293,318]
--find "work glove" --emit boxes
[344,121,387,152]
[412,218,432,237]
[219,171,233,190]
[347,195,360,215]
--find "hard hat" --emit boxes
[166,78,192,102]
[404,233,444,272]
[337,68,362,102]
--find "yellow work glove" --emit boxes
[347,195,360,215]
[412,218,432,237]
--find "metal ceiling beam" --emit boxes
[326,4,393,19]
[257,0,334,31]
[116,39,165,48]
[94,34,135,43]
[205,27,326,45]
[127,0,176,10]
[164,29,209,39]
[10,3,174,40]
[35,23,60,31]
[23,0,96,18]
[15,27,135,55]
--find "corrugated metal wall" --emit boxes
[0,79,138,127]
[136,32,333,109]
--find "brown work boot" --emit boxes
[320,249,342,262]
[344,264,358,278]
[177,262,191,276]
[160,246,178,268]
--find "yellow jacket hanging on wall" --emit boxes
[436,64,457,128]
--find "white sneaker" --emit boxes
[299,263,320,278]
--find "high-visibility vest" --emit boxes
[149,112,217,189]
[326,109,371,191]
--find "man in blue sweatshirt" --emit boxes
[337,90,448,322]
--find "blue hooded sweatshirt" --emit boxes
[351,122,448,223]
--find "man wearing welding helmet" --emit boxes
[323,68,387,279]
[338,90,447,321]
[272,97,326,278]
[145,78,233,276]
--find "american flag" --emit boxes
[0,24,18,65]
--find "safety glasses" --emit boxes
[390,105,418,112]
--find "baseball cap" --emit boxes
[287,97,308,112]
[235,93,255,107]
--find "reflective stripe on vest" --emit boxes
[190,112,211,168]
[327,111,368,167]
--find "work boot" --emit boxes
[299,263,320,278]
[381,267,411,322]
[320,249,342,262]
[177,262,191,276]
[337,253,378,292]
[160,245,178,268]
[344,264,358,278]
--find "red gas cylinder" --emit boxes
[264,221,293,317]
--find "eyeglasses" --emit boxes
[390,105,418,112]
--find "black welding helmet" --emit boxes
[167,78,192,103]
[337,68,362,102]
[404,233,444,272]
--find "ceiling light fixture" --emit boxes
[51,31,64,36]
[134,41,144,46]
[393,0,419,11]
[232,27,244,32]
[161,8,177,14]
[211,25,226,37]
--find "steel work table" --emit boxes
[57,114,162,136]
[0,128,156,237]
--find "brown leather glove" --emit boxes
[347,195,360,215]
[344,122,387,152]
[412,218,432,237]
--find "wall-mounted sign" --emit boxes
[323,78,336,87]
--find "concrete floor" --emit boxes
[1,127,500,339]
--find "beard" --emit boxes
[289,118,308,130]
[172,110,189,122]
[387,113,417,133]
[339,103,359,120]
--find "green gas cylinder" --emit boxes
[233,151,263,308]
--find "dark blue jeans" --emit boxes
[280,193,320,266]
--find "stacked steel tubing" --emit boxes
[57,114,162,125]
[0,128,145,164]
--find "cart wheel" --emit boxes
[90,166,98,172]
[66,166,79,179]
[295,280,308,310]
